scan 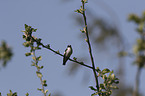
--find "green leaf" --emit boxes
[40,66,44,69]
[100,84,105,89]
[75,7,83,14]
[81,0,88,4]
[80,27,86,33]
[31,63,35,66]
[35,46,41,50]
[111,85,118,89]
[45,89,48,94]
[111,74,115,79]
[25,53,32,56]
[75,9,82,14]
[23,42,30,47]
[43,80,47,86]
[36,71,43,78]
[36,56,42,61]
[37,88,42,91]
[95,67,101,72]
[26,93,29,96]
[85,39,88,42]
[102,68,110,74]
[32,57,36,61]
[137,23,144,33]
[7,90,17,96]
[21,30,26,33]
[25,24,28,29]
[73,57,77,60]
[118,51,127,57]
[56,50,60,54]
[48,93,51,96]
[43,80,47,83]
[32,28,37,32]
[80,29,85,33]
[89,86,97,91]
[23,35,26,39]
[43,83,47,87]
[12,92,17,96]
[91,92,98,96]
[80,62,84,64]
[114,80,119,84]
[46,44,50,48]
[128,14,141,24]
[102,74,107,79]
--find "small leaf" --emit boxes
[102,74,107,79]
[35,47,41,50]
[32,57,36,61]
[75,9,82,14]
[25,24,28,28]
[80,27,86,33]
[73,57,77,60]
[48,93,51,96]
[36,56,42,61]
[26,93,29,96]
[25,53,32,56]
[43,84,47,87]
[45,89,48,94]
[128,14,140,24]
[91,92,98,96]
[115,80,119,84]
[111,74,115,79]
[37,88,42,91]
[118,51,127,57]
[36,71,43,78]
[40,66,44,69]
[23,42,30,47]
[95,67,101,72]
[56,50,60,54]
[43,80,47,83]
[46,44,50,48]
[82,0,88,3]
[85,39,88,42]
[111,85,118,89]
[23,35,26,39]
[21,30,26,33]
[89,86,97,91]
[80,62,84,64]
[100,84,105,89]
[102,68,110,74]
[12,92,17,96]
[80,29,85,33]
[32,28,37,32]
[31,61,35,66]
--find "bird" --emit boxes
[63,45,73,65]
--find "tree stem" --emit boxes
[33,50,46,96]
[81,1,100,94]
[133,67,141,96]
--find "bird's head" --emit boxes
[67,45,71,47]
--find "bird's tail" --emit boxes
[63,60,66,65]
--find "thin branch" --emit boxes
[133,67,141,96]
[32,49,46,96]
[31,37,94,70]
[81,0,100,93]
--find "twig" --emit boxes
[31,37,94,70]
[133,67,142,96]
[81,0,100,93]
[32,49,46,96]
